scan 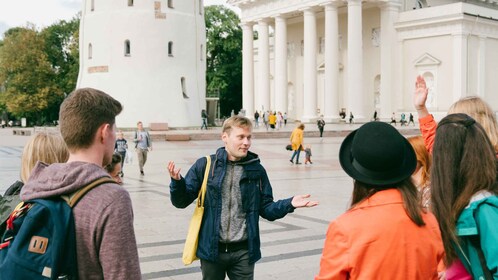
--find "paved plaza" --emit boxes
[0,123,419,279]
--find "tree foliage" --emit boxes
[0,16,79,125]
[205,5,242,117]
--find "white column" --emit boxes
[477,36,486,98]
[274,15,287,114]
[452,32,468,100]
[242,22,255,118]
[323,2,340,121]
[302,8,318,122]
[258,19,270,112]
[347,0,364,120]
[380,2,400,119]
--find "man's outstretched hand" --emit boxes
[292,194,319,208]
[168,161,181,180]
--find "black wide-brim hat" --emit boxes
[339,121,416,186]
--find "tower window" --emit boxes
[181,77,189,99]
[128,0,133,6]
[91,0,95,11]
[168,0,174,8]
[88,43,93,59]
[124,40,131,56]
[199,0,203,15]
[168,41,173,57]
[200,44,203,61]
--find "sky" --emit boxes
[0,0,237,39]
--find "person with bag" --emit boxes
[289,123,305,164]
[431,113,498,279]
[1,132,69,232]
[134,121,152,176]
[168,116,319,280]
[5,88,141,279]
[315,121,444,279]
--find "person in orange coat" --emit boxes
[315,122,444,280]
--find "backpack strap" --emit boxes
[62,177,117,208]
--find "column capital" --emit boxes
[379,0,402,10]
[255,18,272,24]
[347,0,362,6]
[320,0,343,9]
[240,21,254,28]
[273,14,288,21]
[299,6,321,14]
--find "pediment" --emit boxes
[414,53,441,67]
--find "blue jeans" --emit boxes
[290,149,301,163]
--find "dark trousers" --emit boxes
[118,151,126,171]
[319,127,324,137]
[200,249,254,280]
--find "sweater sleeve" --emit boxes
[419,114,437,154]
[98,190,141,279]
[315,220,350,280]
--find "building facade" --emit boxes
[229,0,498,122]
[77,0,206,128]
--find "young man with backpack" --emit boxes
[16,88,141,279]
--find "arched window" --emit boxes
[91,0,95,11]
[168,41,173,57]
[168,0,174,8]
[124,40,131,56]
[200,44,203,61]
[128,0,133,6]
[181,77,189,99]
[88,43,93,59]
[199,0,203,15]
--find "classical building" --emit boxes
[228,0,498,122]
[77,0,206,128]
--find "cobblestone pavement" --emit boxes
[0,123,420,279]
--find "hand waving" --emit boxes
[413,75,429,110]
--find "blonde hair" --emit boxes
[20,132,69,182]
[448,96,498,152]
[222,116,253,134]
[408,135,431,187]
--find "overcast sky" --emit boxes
[0,0,237,39]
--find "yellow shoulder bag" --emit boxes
[182,155,211,265]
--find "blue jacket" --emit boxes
[170,147,295,264]
[455,192,498,279]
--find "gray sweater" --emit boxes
[21,161,141,280]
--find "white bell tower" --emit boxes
[77,0,206,128]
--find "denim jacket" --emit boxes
[170,147,295,264]
[455,191,498,279]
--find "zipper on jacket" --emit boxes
[226,162,234,248]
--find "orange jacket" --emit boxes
[315,189,444,280]
[419,114,437,154]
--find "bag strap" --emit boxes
[197,156,211,207]
[469,235,493,280]
[62,177,117,208]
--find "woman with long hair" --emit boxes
[431,113,498,279]
[408,135,432,209]
[315,122,444,279]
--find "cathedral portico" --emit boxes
[230,0,498,123]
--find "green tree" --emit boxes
[0,25,63,124]
[41,15,80,97]
[205,5,242,117]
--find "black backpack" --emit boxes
[0,177,115,280]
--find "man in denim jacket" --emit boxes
[168,116,318,280]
